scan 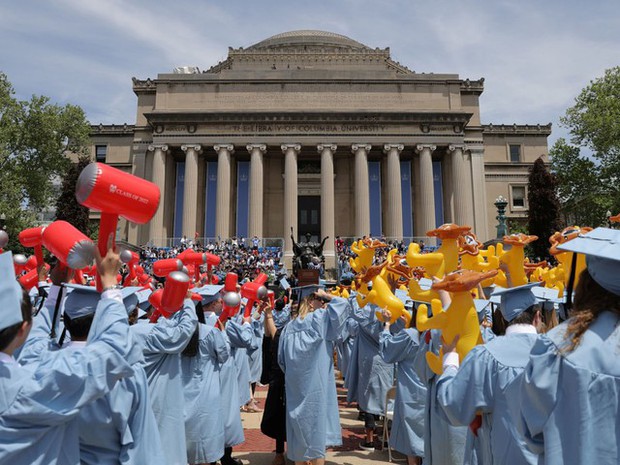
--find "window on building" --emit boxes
[511,185,526,208]
[95,145,107,162]
[509,145,521,163]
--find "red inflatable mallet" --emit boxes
[149,271,190,322]
[241,272,268,318]
[75,162,160,290]
[13,254,28,275]
[218,272,241,325]
[42,221,95,269]
[121,250,140,286]
[18,226,45,266]
[153,258,184,277]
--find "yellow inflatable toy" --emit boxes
[549,226,592,288]
[349,238,387,274]
[416,269,498,374]
[495,234,538,287]
[458,232,500,287]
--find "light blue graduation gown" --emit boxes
[0,293,135,465]
[219,329,245,447]
[130,300,198,465]
[380,328,426,458]
[226,316,254,406]
[181,323,230,464]
[273,305,291,329]
[248,313,265,383]
[277,297,348,461]
[204,310,218,327]
[437,331,539,465]
[414,329,469,465]
[514,311,620,465]
[335,316,357,378]
[346,302,395,415]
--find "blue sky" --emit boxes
[2,0,619,147]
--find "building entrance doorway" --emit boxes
[298,196,321,243]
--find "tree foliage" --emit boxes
[0,72,91,249]
[54,155,92,235]
[527,157,562,261]
[552,66,620,227]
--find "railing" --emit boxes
[147,237,285,249]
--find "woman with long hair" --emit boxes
[515,228,620,464]
[277,288,349,465]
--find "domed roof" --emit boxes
[249,30,369,50]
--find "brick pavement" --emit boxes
[236,383,400,464]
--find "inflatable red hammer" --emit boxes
[75,162,160,290]
[120,250,140,286]
[42,221,95,270]
[218,272,241,325]
[149,271,190,322]
[18,263,50,290]
[241,272,269,318]
[13,254,28,275]
[19,226,45,266]
[153,258,184,277]
[179,251,221,282]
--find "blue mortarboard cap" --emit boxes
[193,284,224,305]
[418,278,433,291]
[63,284,142,319]
[292,284,324,301]
[557,227,620,296]
[491,282,541,322]
[136,288,153,310]
[0,252,24,331]
[531,286,563,303]
[474,299,491,314]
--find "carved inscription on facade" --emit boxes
[228,123,381,133]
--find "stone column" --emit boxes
[148,144,168,246]
[247,144,267,238]
[469,147,489,240]
[282,144,301,270]
[415,144,437,236]
[352,144,371,237]
[128,147,146,245]
[449,144,475,227]
[383,144,404,239]
[214,144,234,240]
[181,144,202,238]
[318,144,337,272]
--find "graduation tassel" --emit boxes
[50,284,65,339]
[563,252,578,317]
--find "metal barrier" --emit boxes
[146,237,285,250]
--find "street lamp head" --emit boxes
[495,195,507,204]
[606,210,612,218]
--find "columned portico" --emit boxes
[469,147,488,238]
[181,144,202,238]
[282,144,301,268]
[148,144,168,246]
[384,144,404,239]
[214,144,234,239]
[352,144,371,237]
[318,144,336,270]
[247,144,267,238]
[449,144,475,227]
[415,144,436,236]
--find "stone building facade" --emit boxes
[89,30,551,270]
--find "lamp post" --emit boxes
[494,196,508,239]
[606,210,612,228]
[0,213,6,230]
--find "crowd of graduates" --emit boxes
[0,160,619,465]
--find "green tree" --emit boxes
[0,72,91,249]
[54,155,92,234]
[549,138,611,226]
[527,157,562,261]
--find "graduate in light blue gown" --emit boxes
[181,291,230,465]
[247,310,265,405]
[414,327,469,465]
[436,283,543,465]
[335,314,357,380]
[346,297,395,450]
[0,244,136,465]
[513,228,620,465]
[379,309,426,465]
[19,277,165,465]
[226,309,256,409]
[201,289,246,465]
[278,289,348,464]
[131,286,198,465]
